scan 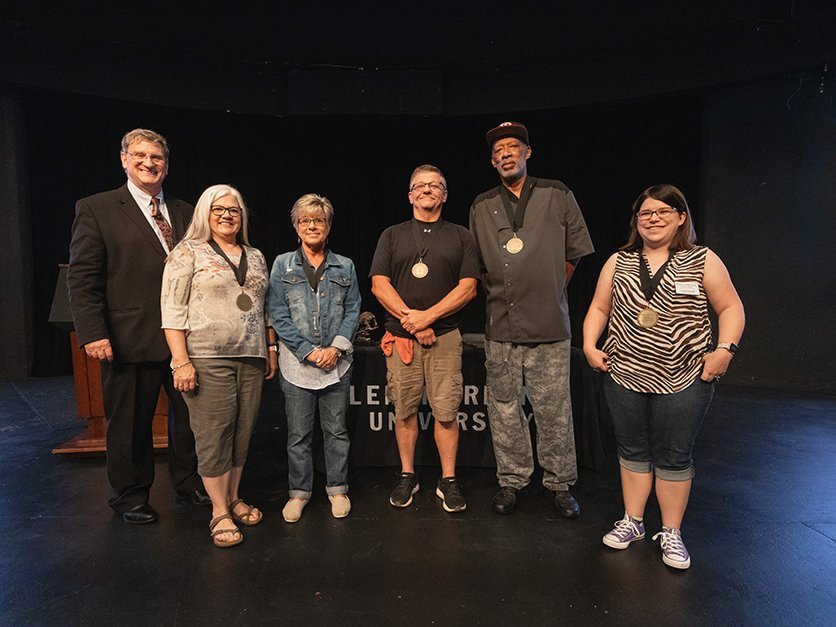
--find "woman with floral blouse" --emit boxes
[162,184,277,548]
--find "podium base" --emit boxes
[52,429,169,455]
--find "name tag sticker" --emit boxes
[675,281,700,296]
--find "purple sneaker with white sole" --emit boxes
[602,515,646,549]
[652,527,691,569]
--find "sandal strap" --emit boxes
[210,514,241,538]
[211,526,241,539]
[209,513,233,530]
[231,500,260,521]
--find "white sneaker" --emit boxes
[282,498,309,523]
[328,494,351,519]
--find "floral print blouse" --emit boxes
[161,239,269,359]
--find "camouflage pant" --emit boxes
[485,339,577,491]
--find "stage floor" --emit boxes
[1,376,834,626]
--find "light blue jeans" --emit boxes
[280,369,351,498]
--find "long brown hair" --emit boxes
[619,183,697,252]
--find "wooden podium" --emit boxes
[50,265,170,455]
[51,332,171,455]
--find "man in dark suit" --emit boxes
[68,128,209,524]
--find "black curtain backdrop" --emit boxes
[702,75,836,392]
[26,89,702,377]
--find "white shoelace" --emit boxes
[610,517,642,540]
[652,530,688,560]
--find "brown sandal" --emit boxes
[209,514,243,548]
[229,498,263,526]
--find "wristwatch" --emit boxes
[716,342,738,356]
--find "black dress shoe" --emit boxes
[553,490,581,518]
[492,486,519,514]
[121,504,159,524]
[176,489,212,506]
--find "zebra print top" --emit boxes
[604,246,711,394]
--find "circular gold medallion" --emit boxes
[506,236,524,254]
[411,262,429,279]
[636,306,659,328]
[236,293,253,311]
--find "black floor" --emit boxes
[1,377,834,626]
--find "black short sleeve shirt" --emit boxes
[369,218,481,337]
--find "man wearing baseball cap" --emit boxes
[469,122,594,516]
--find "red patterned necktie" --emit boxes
[149,196,176,251]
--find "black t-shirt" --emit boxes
[369,218,480,338]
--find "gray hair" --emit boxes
[409,164,446,189]
[290,193,334,228]
[120,128,170,159]
[182,184,250,245]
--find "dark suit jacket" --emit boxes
[67,184,193,363]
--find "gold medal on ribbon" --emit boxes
[507,236,524,254]
[411,261,429,279]
[636,306,659,328]
[236,292,253,311]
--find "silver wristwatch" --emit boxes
[716,342,738,355]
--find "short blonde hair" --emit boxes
[290,193,334,228]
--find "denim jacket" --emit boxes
[268,249,361,362]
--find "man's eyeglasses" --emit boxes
[125,151,166,165]
[637,207,679,221]
[410,182,446,193]
[211,206,242,217]
[298,217,326,227]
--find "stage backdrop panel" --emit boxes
[317,346,606,470]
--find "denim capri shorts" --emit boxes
[602,373,715,481]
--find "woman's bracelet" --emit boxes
[170,360,192,373]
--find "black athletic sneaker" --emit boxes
[389,472,419,507]
[436,477,467,513]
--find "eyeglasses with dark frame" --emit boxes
[210,206,242,217]
[297,217,327,227]
[636,207,679,221]
[410,182,446,193]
